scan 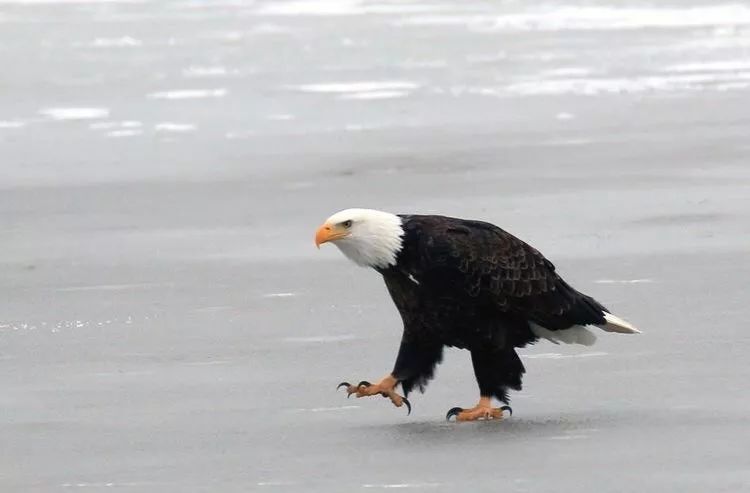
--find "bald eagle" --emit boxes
[315,209,639,421]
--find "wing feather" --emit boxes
[406,216,607,330]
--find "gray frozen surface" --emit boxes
[2,0,750,491]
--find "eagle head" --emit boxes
[315,208,404,269]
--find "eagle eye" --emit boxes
[342,220,353,228]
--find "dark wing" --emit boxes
[402,215,607,330]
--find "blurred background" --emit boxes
[1,1,749,491]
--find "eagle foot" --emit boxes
[336,376,411,415]
[446,400,512,422]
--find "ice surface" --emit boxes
[39,107,109,120]
[147,89,228,99]
[2,1,750,492]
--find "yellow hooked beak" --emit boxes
[315,222,349,248]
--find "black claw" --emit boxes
[337,382,351,391]
[357,380,372,388]
[446,407,463,421]
[403,397,412,416]
[500,405,513,416]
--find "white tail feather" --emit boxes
[530,323,597,346]
[530,312,640,346]
[599,312,641,334]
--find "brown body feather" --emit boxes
[380,214,610,402]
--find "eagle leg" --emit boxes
[337,374,411,415]
[446,396,511,422]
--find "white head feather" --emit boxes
[322,208,404,268]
